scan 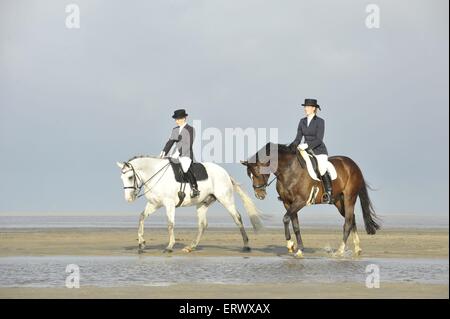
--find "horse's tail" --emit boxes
[359,179,381,235]
[230,176,264,232]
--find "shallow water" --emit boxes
[0,256,447,288]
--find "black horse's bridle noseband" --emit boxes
[252,180,268,190]
[251,174,277,191]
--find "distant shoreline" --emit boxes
[0,214,448,229]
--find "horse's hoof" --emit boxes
[354,249,362,256]
[294,250,304,258]
[138,243,146,250]
[182,247,193,253]
[286,240,295,253]
[242,246,251,253]
[163,248,173,253]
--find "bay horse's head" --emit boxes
[241,142,282,200]
[241,159,270,200]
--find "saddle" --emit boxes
[168,159,208,183]
[298,149,337,181]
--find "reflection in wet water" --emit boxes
[0,256,447,288]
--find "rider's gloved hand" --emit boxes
[159,151,166,158]
[298,143,309,150]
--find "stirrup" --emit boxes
[191,188,200,198]
[322,192,333,204]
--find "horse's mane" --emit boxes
[255,143,295,159]
[126,155,160,163]
[246,142,296,165]
[276,143,296,155]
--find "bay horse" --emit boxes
[117,156,263,253]
[241,143,380,257]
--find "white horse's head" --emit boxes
[116,161,139,202]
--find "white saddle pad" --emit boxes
[299,150,337,181]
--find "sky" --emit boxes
[0,0,448,218]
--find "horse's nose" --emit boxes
[255,192,264,200]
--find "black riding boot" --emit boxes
[321,171,334,204]
[185,169,200,198]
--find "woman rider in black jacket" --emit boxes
[289,98,333,204]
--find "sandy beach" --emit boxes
[0,227,447,258]
[2,282,447,299]
[0,227,448,299]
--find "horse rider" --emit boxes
[159,109,200,198]
[289,98,334,204]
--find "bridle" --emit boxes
[252,174,277,191]
[122,161,170,198]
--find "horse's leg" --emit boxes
[283,212,295,253]
[283,199,306,255]
[333,193,357,256]
[183,197,215,252]
[351,215,362,256]
[163,203,176,253]
[334,193,345,218]
[290,212,305,258]
[336,195,357,256]
[137,203,158,252]
[218,196,250,252]
[281,202,295,253]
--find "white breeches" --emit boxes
[315,154,329,176]
[179,156,192,173]
[171,150,192,173]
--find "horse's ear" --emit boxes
[116,162,124,169]
[240,160,248,166]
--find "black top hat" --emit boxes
[172,109,188,119]
[301,98,321,110]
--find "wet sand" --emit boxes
[2,282,447,299]
[0,227,448,298]
[0,227,447,258]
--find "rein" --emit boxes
[122,161,171,198]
